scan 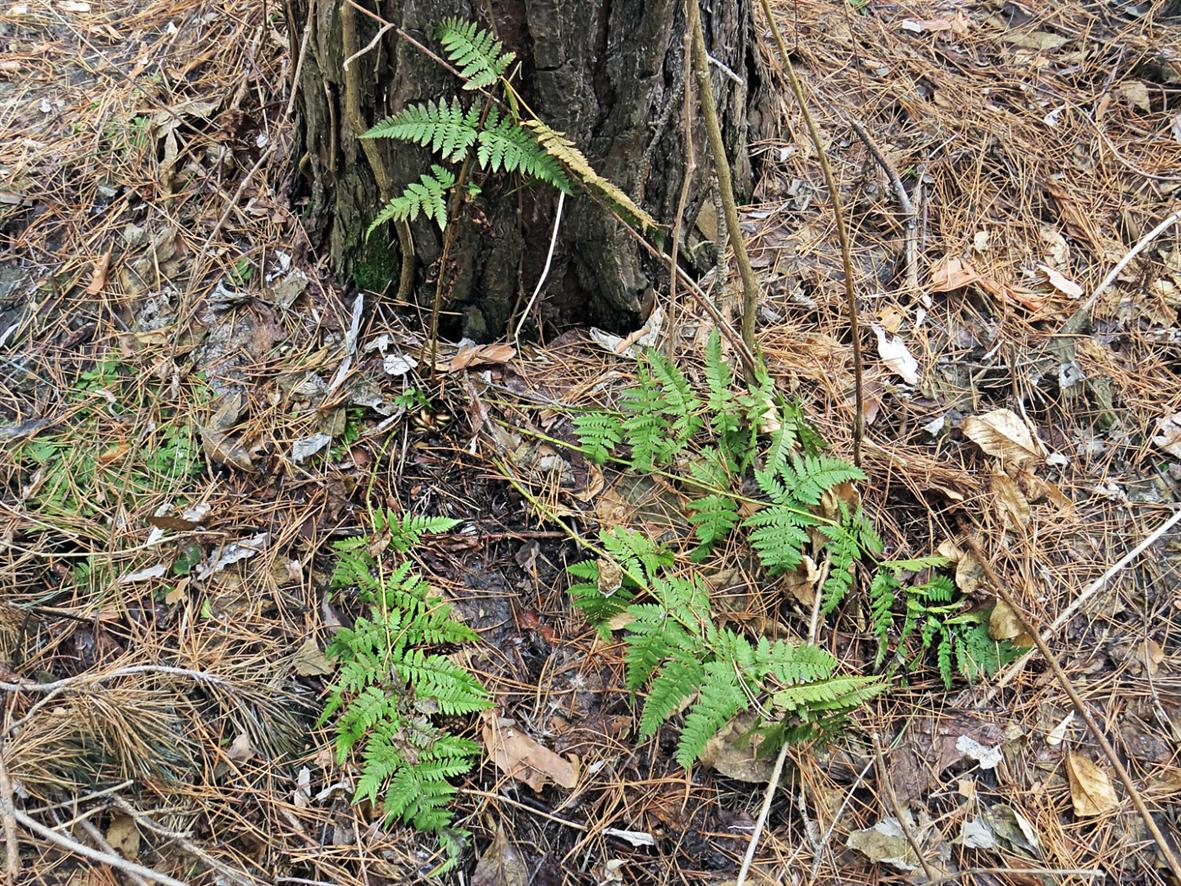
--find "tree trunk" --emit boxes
[287,0,764,339]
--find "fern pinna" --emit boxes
[321,512,490,865]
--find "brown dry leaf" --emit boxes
[989,600,1033,647]
[85,250,111,295]
[447,343,517,372]
[938,539,985,594]
[962,408,1047,470]
[471,826,529,886]
[929,255,981,292]
[1117,80,1151,113]
[1144,639,1165,676]
[480,711,578,791]
[1066,752,1118,816]
[991,469,1031,530]
[105,813,140,860]
[699,711,774,783]
[872,324,920,385]
[1002,29,1068,51]
[779,556,820,607]
[292,638,335,677]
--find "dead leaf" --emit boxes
[480,711,578,791]
[962,408,1046,470]
[1117,80,1151,113]
[991,469,1031,530]
[699,711,774,782]
[1066,752,1118,817]
[293,638,335,676]
[119,563,167,585]
[989,600,1032,646]
[846,817,920,871]
[872,324,920,385]
[195,532,270,580]
[292,433,332,464]
[982,804,1041,855]
[1143,639,1165,676]
[471,826,529,886]
[1038,264,1083,299]
[1002,29,1068,51]
[938,540,985,594]
[227,732,254,763]
[85,251,111,295]
[105,814,140,860]
[446,343,516,372]
[958,817,997,849]
[779,556,820,607]
[929,255,981,292]
[1152,412,1181,459]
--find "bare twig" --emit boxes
[735,741,790,886]
[871,732,935,880]
[689,0,761,364]
[77,819,150,886]
[13,809,186,886]
[850,121,917,294]
[987,506,1181,699]
[666,6,697,358]
[0,748,17,883]
[759,0,865,464]
[1062,208,1181,333]
[966,535,1181,885]
[512,191,566,345]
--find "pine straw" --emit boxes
[2,0,1180,882]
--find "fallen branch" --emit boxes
[14,809,186,886]
[986,506,1181,699]
[966,535,1181,885]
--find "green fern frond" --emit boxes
[567,558,635,636]
[367,165,456,236]
[573,412,622,464]
[374,511,461,552]
[397,648,490,715]
[755,638,837,686]
[523,119,663,235]
[869,569,900,665]
[619,375,671,472]
[477,109,571,191]
[639,643,705,737]
[703,329,741,440]
[784,454,866,506]
[819,518,860,615]
[743,505,813,573]
[437,18,516,90]
[771,674,886,716]
[363,98,479,162]
[675,660,746,767]
[878,555,950,573]
[623,606,682,691]
[600,526,673,584]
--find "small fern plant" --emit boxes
[868,560,1021,687]
[363,18,658,238]
[320,511,490,866]
[567,528,885,766]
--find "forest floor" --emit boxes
[2,0,1181,884]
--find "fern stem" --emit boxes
[757,0,865,466]
[688,0,761,366]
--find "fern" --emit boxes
[523,119,663,235]
[363,98,479,162]
[477,108,571,191]
[437,18,516,90]
[676,660,746,768]
[743,506,813,573]
[819,512,861,615]
[572,411,622,464]
[686,447,740,553]
[367,165,456,236]
[703,329,741,441]
[322,514,488,867]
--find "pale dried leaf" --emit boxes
[846,817,919,871]
[1038,264,1083,298]
[292,433,332,464]
[105,814,140,859]
[1066,752,1118,816]
[196,532,270,580]
[872,324,920,385]
[1152,412,1181,459]
[991,469,1031,530]
[929,255,980,292]
[480,711,578,791]
[292,638,335,676]
[447,343,516,372]
[962,408,1047,469]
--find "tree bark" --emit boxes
[287,0,764,339]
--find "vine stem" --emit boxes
[757,0,865,465]
[688,0,761,365]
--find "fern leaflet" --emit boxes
[437,18,515,90]
[363,98,479,162]
[367,165,456,236]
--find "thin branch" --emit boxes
[0,750,17,884]
[513,191,566,344]
[689,0,761,363]
[735,742,790,886]
[966,535,1181,885]
[758,0,865,465]
[986,506,1181,699]
[849,121,917,294]
[13,809,186,886]
[1062,208,1181,334]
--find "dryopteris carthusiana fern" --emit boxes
[362,18,657,241]
[321,511,490,868]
